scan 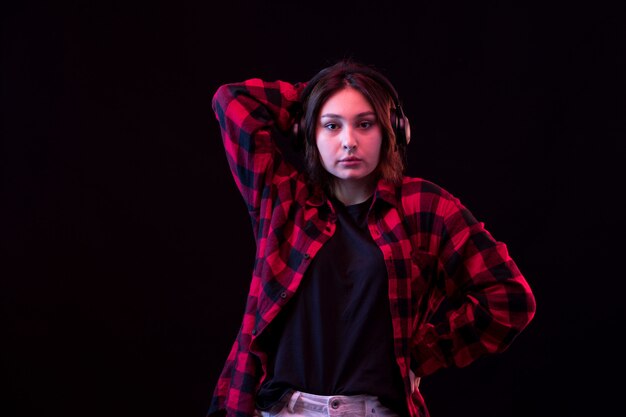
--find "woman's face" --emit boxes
[315,87,383,184]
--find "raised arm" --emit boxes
[211,79,305,229]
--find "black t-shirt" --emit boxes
[256,196,408,415]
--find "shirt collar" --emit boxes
[373,178,401,209]
[304,179,401,210]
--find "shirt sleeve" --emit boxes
[411,192,537,376]
[211,79,305,230]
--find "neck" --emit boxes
[331,177,377,206]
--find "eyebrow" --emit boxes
[320,111,376,119]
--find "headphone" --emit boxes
[295,64,411,155]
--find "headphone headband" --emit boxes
[297,61,411,150]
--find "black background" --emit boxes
[2,1,624,416]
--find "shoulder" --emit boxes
[397,176,473,222]
[399,176,455,201]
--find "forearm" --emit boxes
[411,197,536,376]
[211,78,305,217]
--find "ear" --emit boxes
[391,106,410,145]
[291,114,306,151]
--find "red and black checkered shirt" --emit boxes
[208,78,536,417]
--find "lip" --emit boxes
[338,158,362,167]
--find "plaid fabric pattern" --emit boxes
[208,79,536,417]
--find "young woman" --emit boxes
[208,59,536,417]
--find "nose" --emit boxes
[341,127,357,151]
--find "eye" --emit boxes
[324,122,339,130]
[358,120,376,129]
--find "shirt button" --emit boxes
[280,292,287,299]
[251,329,257,335]
[303,253,310,261]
